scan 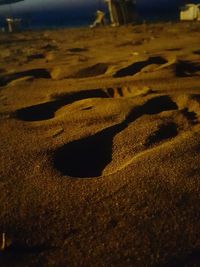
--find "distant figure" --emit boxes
[90,10,106,28]
[6,17,21,33]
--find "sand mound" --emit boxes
[69,63,109,78]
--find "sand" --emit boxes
[0,22,200,267]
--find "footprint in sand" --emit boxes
[14,87,199,179]
[155,58,200,77]
[175,60,200,77]
[15,86,150,122]
[53,93,200,178]
[15,89,110,121]
[27,53,45,61]
[0,68,51,87]
[113,56,168,77]
[53,95,180,178]
[165,48,182,51]
[114,56,200,78]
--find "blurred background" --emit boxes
[0,0,199,30]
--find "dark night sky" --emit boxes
[0,0,183,13]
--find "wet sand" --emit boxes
[0,22,200,266]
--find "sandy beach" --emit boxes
[0,22,200,266]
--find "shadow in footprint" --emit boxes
[159,250,200,267]
[182,108,198,124]
[1,243,54,255]
[175,60,200,77]
[54,95,178,178]
[145,122,178,147]
[42,44,58,51]
[0,242,56,266]
[165,48,181,51]
[54,123,124,178]
[15,89,109,121]
[68,48,88,53]
[0,244,56,267]
[193,49,200,55]
[114,56,167,78]
[0,68,51,87]
[27,54,45,61]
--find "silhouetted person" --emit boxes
[90,10,106,28]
